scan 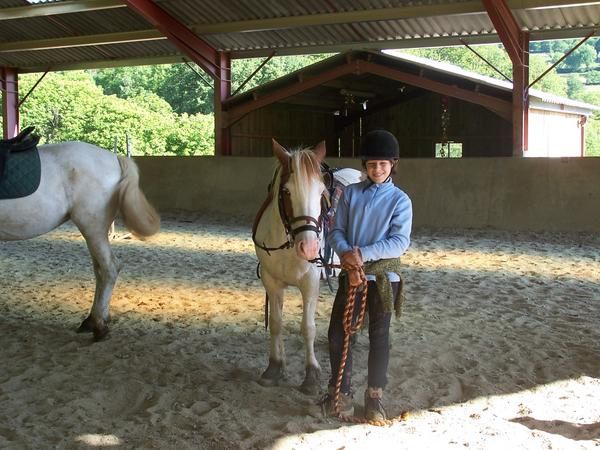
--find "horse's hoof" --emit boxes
[299,381,319,395]
[259,359,284,386]
[93,326,110,342]
[299,366,321,395]
[257,377,279,387]
[76,316,95,333]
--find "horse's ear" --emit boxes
[313,140,326,162]
[272,138,290,165]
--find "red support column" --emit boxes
[520,32,529,154]
[1,67,19,139]
[214,52,231,156]
[482,0,529,157]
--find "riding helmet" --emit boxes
[359,130,399,160]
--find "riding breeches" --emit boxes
[327,280,400,394]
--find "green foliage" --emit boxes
[92,64,213,115]
[530,41,550,53]
[584,70,600,85]
[231,54,331,93]
[166,113,214,156]
[566,75,585,99]
[18,71,214,155]
[90,55,331,115]
[561,45,597,72]
[585,113,600,157]
[580,91,600,157]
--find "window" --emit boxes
[435,142,463,158]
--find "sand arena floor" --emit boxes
[0,212,599,449]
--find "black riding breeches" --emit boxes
[327,280,399,393]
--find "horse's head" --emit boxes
[272,139,327,261]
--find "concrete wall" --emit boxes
[135,156,600,232]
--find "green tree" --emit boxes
[91,55,330,116]
[231,54,330,93]
[581,91,600,157]
[18,71,213,155]
[92,64,213,115]
[584,70,600,84]
[563,45,597,71]
[566,75,585,99]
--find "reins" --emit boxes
[252,162,329,255]
[331,265,409,426]
[253,152,331,330]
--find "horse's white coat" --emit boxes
[0,141,159,339]
[254,140,327,392]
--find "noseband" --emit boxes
[253,162,329,255]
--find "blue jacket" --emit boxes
[328,177,412,280]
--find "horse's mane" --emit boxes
[273,148,323,202]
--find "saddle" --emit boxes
[0,126,42,199]
[0,127,39,174]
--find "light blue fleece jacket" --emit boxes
[328,177,412,281]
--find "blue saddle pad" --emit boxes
[0,147,41,199]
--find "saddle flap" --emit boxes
[0,127,41,193]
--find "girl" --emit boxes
[321,129,413,420]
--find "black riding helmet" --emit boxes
[359,130,399,160]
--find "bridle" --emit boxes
[252,160,330,255]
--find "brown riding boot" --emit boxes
[318,386,354,417]
[364,387,387,421]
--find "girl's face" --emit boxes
[365,160,393,184]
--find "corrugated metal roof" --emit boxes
[0,1,599,72]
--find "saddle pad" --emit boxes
[0,147,41,199]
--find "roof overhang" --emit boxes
[0,0,599,73]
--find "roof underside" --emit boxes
[0,0,599,73]
[222,51,597,123]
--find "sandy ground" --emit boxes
[0,211,599,449]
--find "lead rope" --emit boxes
[332,266,409,426]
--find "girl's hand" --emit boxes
[341,247,363,269]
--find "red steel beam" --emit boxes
[215,52,231,155]
[482,0,523,65]
[124,0,219,79]
[1,67,19,139]
[520,32,530,154]
[482,0,529,156]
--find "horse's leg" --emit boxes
[259,271,286,386]
[298,273,321,395]
[76,230,121,341]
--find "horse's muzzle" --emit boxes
[295,235,320,261]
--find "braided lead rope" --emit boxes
[332,266,409,426]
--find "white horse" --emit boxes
[0,134,160,341]
[253,139,327,394]
[253,139,362,394]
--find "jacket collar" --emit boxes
[361,176,393,191]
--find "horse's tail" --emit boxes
[117,155,160,239]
